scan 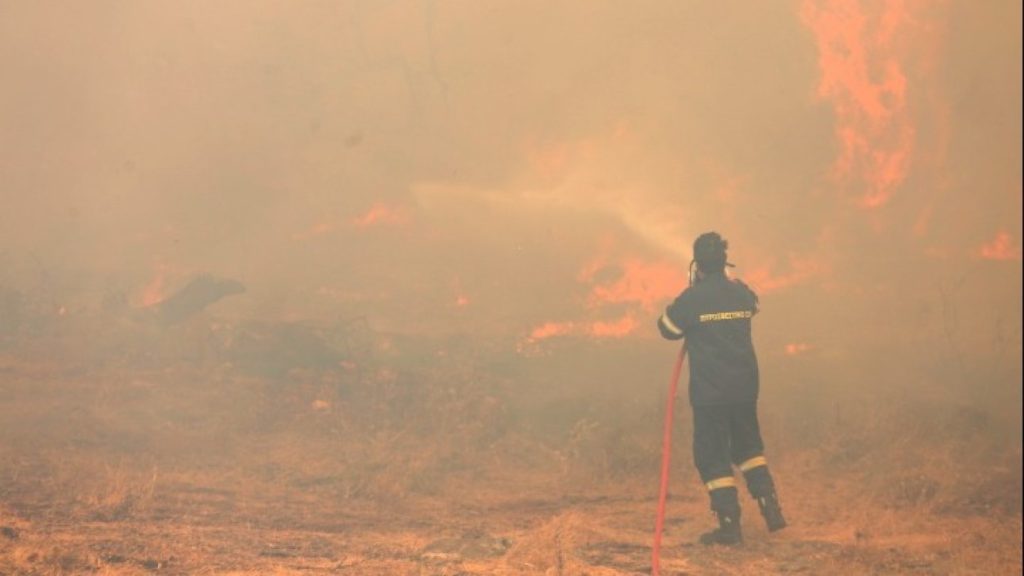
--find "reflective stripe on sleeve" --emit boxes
[739,455,767,472]
[659,313,684,336]
[705,476,737,491]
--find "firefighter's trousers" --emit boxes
[692,402,778,512]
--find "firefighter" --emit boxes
[657,232,786,546]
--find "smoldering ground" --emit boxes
[1,1,1021,574]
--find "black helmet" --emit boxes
[692,232,729,273]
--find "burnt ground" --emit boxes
[0,321,1021,575]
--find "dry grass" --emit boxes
[0,333,1021,575]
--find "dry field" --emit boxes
[1,321,1021,575]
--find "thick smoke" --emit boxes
[0,1,1020,393]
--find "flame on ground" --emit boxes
[525,313,640,343]
[351,203,409,228]
[139,265,170,307]
[785,342,814,356]
[589,314,638,338]
[528,321,577,341]
[583,258,688,312]
[977,231,1022,261]
[526,256,688,343]
[295,203,407,240]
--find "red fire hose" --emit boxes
[651,343,687,576]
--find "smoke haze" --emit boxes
[1,3,1021,573]
[1,0,1020,389]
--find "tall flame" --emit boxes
[801,0,918,209]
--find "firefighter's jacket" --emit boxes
[657,271,760,406]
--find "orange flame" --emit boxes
[351,203,408,228]
[785,343,814,356]
[451,277,470,308]
[296,203,409,240]
[526,256,685,343]
[588,314,638,338]
[977,231,1022,261]
[528,321,576,341]
[801,0,919,209]
[140,265,169,307]
[584,258,688,312]
[526,314,640,342]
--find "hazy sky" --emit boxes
[1,1,1020,360]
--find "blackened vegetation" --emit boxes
[148,275,246,326]
[0,285,25,342]
[225,316,373,380]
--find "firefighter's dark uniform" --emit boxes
[657,269,785,542]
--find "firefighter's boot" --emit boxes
[699,509,743,546]
[739,456,788,532]
[757,491,787,532]
[700,483,742,546]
